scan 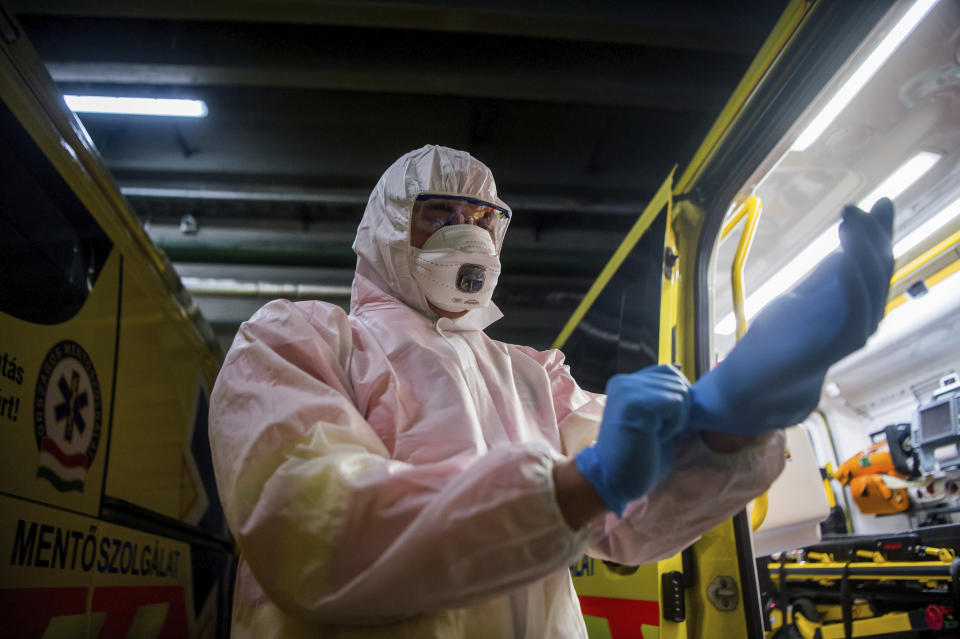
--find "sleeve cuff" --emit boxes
[689,430,785,473]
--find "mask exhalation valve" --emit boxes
[456,264,486,293]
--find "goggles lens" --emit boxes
[412,194,511,248]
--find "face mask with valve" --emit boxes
[410,223,502,312]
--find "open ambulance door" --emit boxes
[550,1,952,637]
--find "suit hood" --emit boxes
[351,145,511,323]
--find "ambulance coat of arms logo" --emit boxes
[33,340,103,492]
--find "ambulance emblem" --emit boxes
[33,340,103,492]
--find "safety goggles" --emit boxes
[411,193,511,249]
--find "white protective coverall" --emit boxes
[209,145,786,638]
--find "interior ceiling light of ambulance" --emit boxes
[790,0,938,152]
[712,0,960,365]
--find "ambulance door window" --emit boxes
[561,211,667,392]
[0,98,112,324]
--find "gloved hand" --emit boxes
[576,365,691,516]
[689,198,895,435]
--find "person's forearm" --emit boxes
[553,458,608,530]
[553,431,762,531]
[699,430,758,453]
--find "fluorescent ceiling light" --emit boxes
[790,0,938,152]
[64,95,208,117]
[120,186,368,204]
[894,195,960,257]
[181,277,351,298]
[858,151,941,209]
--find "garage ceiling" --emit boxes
[8,0,790,352]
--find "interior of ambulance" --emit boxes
[562,1,960,636]
[709,1,960,636]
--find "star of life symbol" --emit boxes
[56,370,88,442]
[34,340,103,493]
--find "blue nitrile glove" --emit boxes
[689,198,895,435]
[575,365,692,516]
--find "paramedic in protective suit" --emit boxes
[209,145,894,638]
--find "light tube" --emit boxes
[858,151,941,209]
[64,95,209,117]
[180,277,352,298]
[893,195,960,257]
[790,0,938,152]
[120,186,368,204]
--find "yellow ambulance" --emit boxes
[0,9,232,638]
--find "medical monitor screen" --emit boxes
[918,401,953,443]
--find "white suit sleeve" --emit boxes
[529,346,786,565]
[209,300,586,624]
[584,431,786,565]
